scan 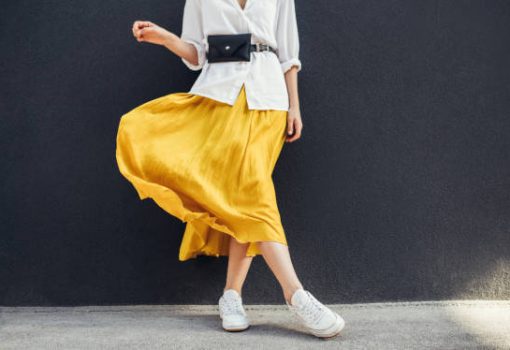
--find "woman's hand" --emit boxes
[132,20,172,46]
[131,20,200,67]
[286,106,303,142]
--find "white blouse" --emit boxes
[179,0,302,111]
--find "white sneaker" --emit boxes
[218,289,250,331]
[286,288,345,338]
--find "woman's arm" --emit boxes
[284,66,302,142]
[132,21,200,67]
[162,32,200,67]
[132,0,206,71]
[275,0,303,142]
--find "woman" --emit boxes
[116,0,345,338]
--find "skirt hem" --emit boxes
[116,157,288,262]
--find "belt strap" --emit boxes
[250,43,277,54]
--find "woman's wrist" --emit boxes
[289,100,300,111]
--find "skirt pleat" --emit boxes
[115,84,289,261]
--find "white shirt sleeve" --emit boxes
[180,0,206,71]
[275,0,302,74]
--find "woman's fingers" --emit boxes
[132,21,155,40]
[134,21,147,38]
[286,118,303,142]
[135,20,153,30]
[287,119,294,136]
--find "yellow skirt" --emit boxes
[115,84,289,261]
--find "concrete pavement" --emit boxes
[1,301,509,349]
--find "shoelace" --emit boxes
[221,295,246,316]
[291,291,326,325]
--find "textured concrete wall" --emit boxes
[1,0,509,305]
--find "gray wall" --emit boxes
[1,0,509,306]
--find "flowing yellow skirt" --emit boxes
[115,84,289,261]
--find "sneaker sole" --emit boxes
[219,313,250,332]
[222,323,250,332]
[310,313,345,338]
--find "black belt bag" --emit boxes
[206,33,276,63]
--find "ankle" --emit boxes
[223,286,242,297]
[284,285,304,304]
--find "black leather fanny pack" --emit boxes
[206,33,276,63]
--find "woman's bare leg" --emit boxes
[223,236,254,297]
[256,241,304,304]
